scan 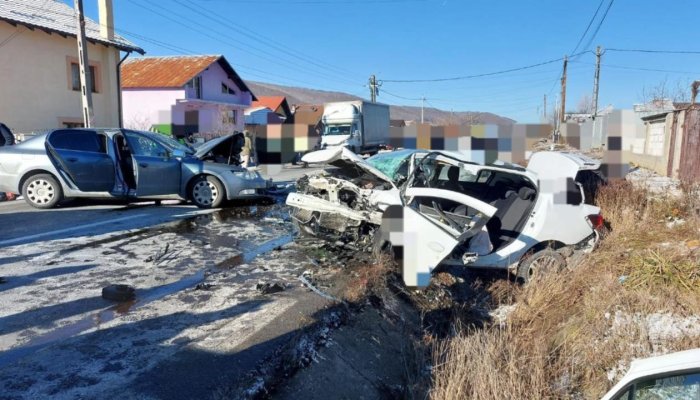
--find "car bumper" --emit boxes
[224,169,271,199]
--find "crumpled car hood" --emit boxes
[302,147,396,188]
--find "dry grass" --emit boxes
[342,253,394,302]
[429,180,700,399]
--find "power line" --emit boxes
[174,0,361,80]
[570,60,700,75]
[580,0,615,52]
[569,0,605,56]
[606,48,700,55]
[381,52,591,83]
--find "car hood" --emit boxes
[301,147,396,188]
[193,134,235,160]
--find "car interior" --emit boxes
[114,134,136,190]
[412,162,538,253]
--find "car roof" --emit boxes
[602,348,700,400]
[626,348,700,378]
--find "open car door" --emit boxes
[46,129,115,192]
[399,187,497,287]
[123,131,181,197]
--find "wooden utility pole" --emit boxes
[560,55,568,124]
[543,94,547,120]
[369,75,381,103]
[74,0,94,127]
[592,46,602,119]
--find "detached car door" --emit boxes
[46,129,115,192]
[123,131,181,197]
[399,187,497,287]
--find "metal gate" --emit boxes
[678,106,700,183]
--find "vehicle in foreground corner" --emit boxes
[287,147,605,282]
[0,128,270,209]
[601,348,700,400]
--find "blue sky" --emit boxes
[79,0,700,122]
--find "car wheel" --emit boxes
[189,176,225,208]
[516,249,566,283]
[22,173,63,209]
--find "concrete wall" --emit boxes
[0,22,120,133]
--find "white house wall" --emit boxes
[0,22,120,133]
[122,88,185,129]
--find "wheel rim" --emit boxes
[192,180,218,206]
[27,179,55,205]
[528,255,561,279]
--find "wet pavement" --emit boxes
[0,196,339,399]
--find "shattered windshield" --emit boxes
[366,149,426,184]
[324,124,352,136]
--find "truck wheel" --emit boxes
[22,173,63,209]
[516,249,566,283]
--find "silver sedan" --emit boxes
[0,128,270,209]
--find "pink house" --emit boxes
[120,55,256,139]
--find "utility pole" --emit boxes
[421,96,425,124]
[592,46,602,119]
[560,55,568,124]
[74,0,94,127]
[369,75,381,103]
[543,94,547,120]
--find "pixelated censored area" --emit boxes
[252,122,629,179]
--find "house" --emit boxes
[0,0,144,133]
[244,107,284,125]
[120,55,256,139]
[251,96,292,121]
[289,104,324,132]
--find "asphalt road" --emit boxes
[0,164,322,248]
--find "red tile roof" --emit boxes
[121,55,255,99]
[121,55,219,88]
[252,96,286,112]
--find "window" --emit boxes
[221,83,235,95]
[186,76,202,99]
[70,63,97,93]
[222,110,236,125]
[633,372,700,400]
[63,121,85,129]
[124,132,168,158]
[49,129,103,153]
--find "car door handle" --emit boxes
[139,163,149,168]
[67,157,78,163]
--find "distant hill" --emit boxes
[247,81,516,125]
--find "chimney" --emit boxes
[98,0,114,41]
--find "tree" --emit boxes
[575,94,595,114]
[639,78,691,105]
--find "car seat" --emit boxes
[487,187,537,250]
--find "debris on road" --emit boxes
[256,281,286,295]
[101,284,136,302]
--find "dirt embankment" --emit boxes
[252,180,700,400]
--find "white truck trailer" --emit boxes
[320,100,390,155]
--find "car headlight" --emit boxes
[232,170,259,180]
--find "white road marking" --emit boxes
[0,214,148,247]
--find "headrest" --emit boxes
[504,190,517,199]
[447,167,459,181]
[518,187,536,200]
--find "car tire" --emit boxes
[189,175,225,208]
[516,248,566,283]
[22,173,63,209]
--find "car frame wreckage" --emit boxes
[287,147,606,284]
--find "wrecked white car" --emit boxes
[286,148,426,246]
[387,151,605,285]
[288,147,605,282]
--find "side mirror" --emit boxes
[172,149,186,158]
